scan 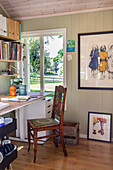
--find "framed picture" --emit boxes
[87,112,112,142]
[67,40,75,52]
[78,31,113,90]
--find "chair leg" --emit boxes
[60,129,68,156]
[34,130,37,163]
[28,122,31,151]
[52,130,58,148]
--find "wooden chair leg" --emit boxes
[28,122,31,151]
[34,130,37,163]
[60,129,68,156]
[52,130,58,148]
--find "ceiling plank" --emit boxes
[8,1,113,15]
[0,0,113,20]
[0,2,10,17]
[13,6,113,20]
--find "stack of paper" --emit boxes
[17,95,30,101]
[8,95,30,102]
[0,102,9,110]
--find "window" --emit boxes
[22,29,66,93]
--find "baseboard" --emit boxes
[80,134,113,142]
[9,137,44,144]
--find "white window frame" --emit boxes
[22,28,66,92]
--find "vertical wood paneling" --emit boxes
[78,13,88,133]
[0,63,9,93]
[87,12,96,32]
[78,90,87,134]
[42,17,57,30]
[64,15,72,121]
[95,11,104,31]
[16,9,113,136]
[56,16,66,29]
[102,91,113,112]
[103,10,113,31]
[0,77,10,93]
[79,13,87,33]
[71,14,80,121]
[86,90,103,112]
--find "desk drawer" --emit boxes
[46,106,52,118]
[45,97,53,107]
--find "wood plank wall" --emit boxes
[0,63,10,93]
[21,10,113,135]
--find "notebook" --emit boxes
[0,102,9,110]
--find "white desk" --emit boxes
[0,92,52,141]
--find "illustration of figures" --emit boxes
[89,45,100,78]
[97,118,107,135]
[107,43,113,79]
[98,45,108,80]
[92,117,107,135]
[93,117,99,134]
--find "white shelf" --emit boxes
[0,59,21,62]
[0,74,19,77]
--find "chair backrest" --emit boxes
[52,86,67,125]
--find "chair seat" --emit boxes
[30,118,58,127]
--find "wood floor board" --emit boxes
[10,139,113,170]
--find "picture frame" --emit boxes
[67,40,75,52]
[78,31,113,90]
[87,112,112,142]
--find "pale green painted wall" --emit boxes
[18,10,113,135]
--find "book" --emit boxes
[20,43,22,61]
[8,95,30,102]
[17,43,20,61]
[19,23,21,40]
[17,95,30,101]
[3,42,8,60]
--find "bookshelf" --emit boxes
[0,35,17,41]
[0,15,22,78]
[0,59,21,62]
[0,74,19,77]
[0,37,22,77]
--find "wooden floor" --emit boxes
[10,138,113,170]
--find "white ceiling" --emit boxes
[0,0,113,20]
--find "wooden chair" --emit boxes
[27,85,67,163]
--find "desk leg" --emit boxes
[19,108,25,140]
[15,109,20,138]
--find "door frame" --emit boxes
[22,28,66,92]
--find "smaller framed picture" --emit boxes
[67,40,75,52]
[87,112,112,142]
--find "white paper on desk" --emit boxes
[1,98,9,101]
[0,102,9,110]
